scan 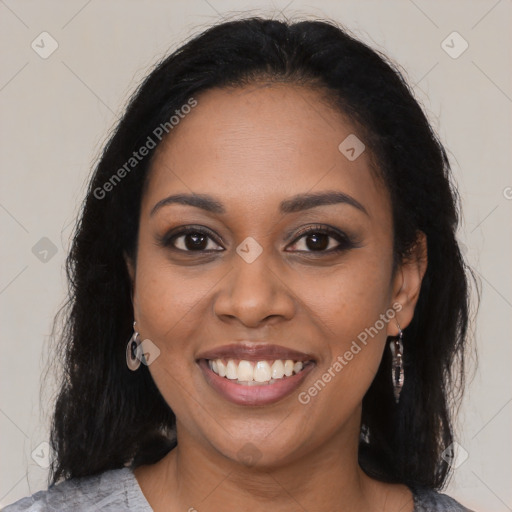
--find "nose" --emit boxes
[213,249,296,328]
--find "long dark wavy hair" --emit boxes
[46,16,477,490]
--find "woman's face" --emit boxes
[127,83,423,467]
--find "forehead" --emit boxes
[142,83,390,221]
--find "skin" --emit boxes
[125,82,428,512]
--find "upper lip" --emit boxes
[196,343,315,362]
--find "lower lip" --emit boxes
[198,359,315,406]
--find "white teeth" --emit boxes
[271,360,285,379]
[253,361,271,382]
[226,360,238,380]
[237,360,253,381]
[208,358,308,383]
[217,360,226,377]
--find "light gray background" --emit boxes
[1,1,511,510]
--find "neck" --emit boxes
[134,408,412,512]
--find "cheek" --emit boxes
[132,256,213,416]
[133,225,216,335]
[292,254,394,405]
[296,250,394,340]
[134,259,210,356]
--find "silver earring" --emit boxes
[126,321,142,371]
[389,321,404,404]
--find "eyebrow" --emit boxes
[150,190,368,217]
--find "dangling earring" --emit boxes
[126,321,142,371]
[389,321,404,404]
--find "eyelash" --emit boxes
[158,224,357,255]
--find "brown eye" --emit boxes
[160,227,224,252]
[287,225,356,254]
[300,232,331,251]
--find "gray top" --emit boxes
[2,467,476,511]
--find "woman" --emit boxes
[4,16,476,512]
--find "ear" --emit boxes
[387,231,428,337]
[123,251,136,302]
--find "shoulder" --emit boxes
[1,467,152,512]
[411,485,476,512]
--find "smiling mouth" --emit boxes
[203,358,314,385]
